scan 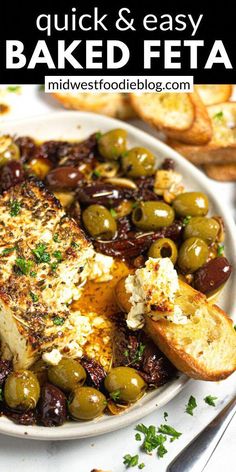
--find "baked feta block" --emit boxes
[0,179,94,369]
[125,257,187,329]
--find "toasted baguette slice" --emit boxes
[52,92,135,119]
[169,102,236,164]
[130,92,195,132]
[167,91,212,145]
[195,85,232,106]
[204,163,236,181]
[145,279,236,381]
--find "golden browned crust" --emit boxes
[168,140,236,165]
[145,280,236,381]
[195,85,233,106]
[204,163,236,181]
[129,92,195,132]
[52,92,136,119]
[166,91,212,145]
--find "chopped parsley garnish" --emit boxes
[32,243,51,264]
[234,325,236,331]
[30,271,37,277]
[138,464,145,469]
[30,292,39,303]
[110,389,121,401]
[130,342,145,365]
[185,395,197,416]
[0,387,2,401]
[183,215,191,226]
[7,85,21,93]
[204,395,217,407]
[135,433,141,441]
[217,244,224,256]
[53,316,65,326]
[71,241,79,248]
[158,443,168,458]
[9,199,21,217]
[15,258,33,276]
[157,424,182,441]
[124,350,129,357]
[164,411,168,421]
[53,251,62,262]
[1,247,15,257]
[213,111,224,120]
[95,131,102,141]
[92,169,101,178]
[123,454,139,468]
[110,208,117,218]
[53,233,60,243]
[38,84,45,92]
[50,262,58,273]
[136,424,167,454]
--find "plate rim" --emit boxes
[0,110,235,440]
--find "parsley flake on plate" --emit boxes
[204,395,218,407]
[123,454,139,468]
[136,424,167,455]
[157,424,182,441]
[185,395,197,416]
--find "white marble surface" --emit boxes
[0,85,235,472]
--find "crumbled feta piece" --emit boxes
[88,253,114,282]
[125,257,187,329]
[42,348,62,365]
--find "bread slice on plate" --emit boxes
[169,102,236,164]
[166,91,212,145]
[145,279,236,381]
[52,92,135,119]
[130,92,195,132]
[195,85,233,106]
[204,162,236,181]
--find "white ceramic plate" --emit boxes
[0,111,235,441]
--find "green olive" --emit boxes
[122,147,156,177]
[184,217,220,244]
[69,386,106,420]
[178,237,209,273]
[4,370,40,411]
[98,129,127,160]
[0,136,20,167]
[30,359,48,386]
[104,367,147,403]
[173,192,209,217]
[48,358,86,392]
[82,204,117,240]
[148,238,178,264]
[132,201,175,231]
